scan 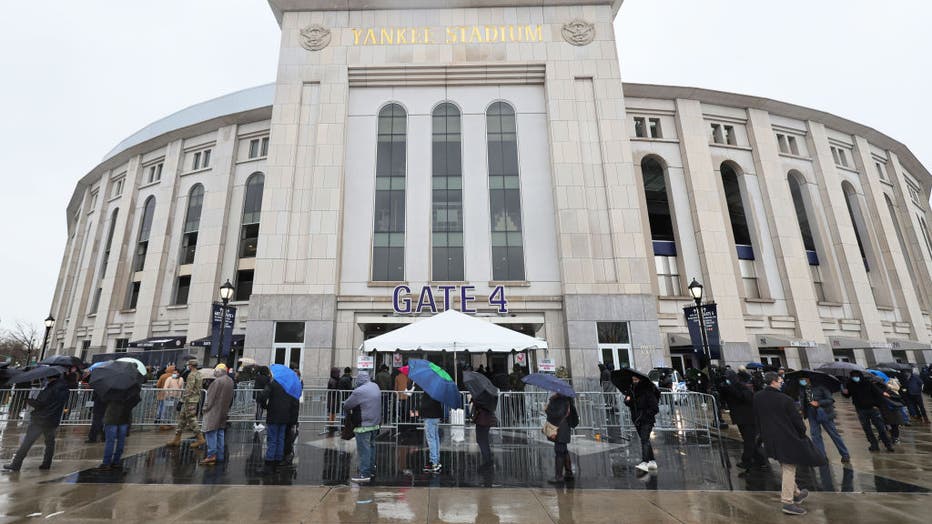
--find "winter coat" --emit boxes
[624,383,660,426]
[343,371,382,427]
[472,402,497,427]
[880,388,905,425]
[419,391,443,419]
[374,370,393,392]
[254,373,270,399]
[545,394,579,444]
[843,378,885,410]
[202,374,234,432]
[160,375,184,401]
[754,386,826,466]
[905,374,923,396]
[259,379,299,425]
[800,384,838,420]
[720,379,755,426]
[182,369,203,404]
[395,373,412,400]
[27,379,70,428]
[103,392,141,426]
[327,367,341,414]
[337,372,355,392]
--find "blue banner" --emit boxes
[210,304,237,357]
[683,303,721,361]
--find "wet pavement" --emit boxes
[0,397,929,522]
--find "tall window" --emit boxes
[179,184,204,265]
[842,183,870,272]
[487,102,525,281]
[918,215,932,259]
[886,195,919,300]
[99,208,118,280]
[239,173,264,258]
[721,163,759,298]
[431,103,464,281]
[641,157,679,296]
[788,173,825,300]
[372,104,407,281]
[132,197,156,273]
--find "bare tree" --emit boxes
[2,321,41,366]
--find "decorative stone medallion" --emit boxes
[300,24,332,51]
[561,19,595,46]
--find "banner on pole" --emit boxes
[210,304,237,357]
[683,303,721,360]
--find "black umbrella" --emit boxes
[463,371,499,411]
[89,360,146,398]
[0,367,23,387]
[102,383,142,403]
[610,368,658,395]
[6,365,63,385]
[876,362,913,372]
[783,370,842,398]
[816,361,865,378]
[39,355,86,369]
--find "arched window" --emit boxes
[886,195,919,297]
[90,208,118,314]
[372,104,407,281]
[842,182,870,272]
[487,102,525,281]
[721,163,759,298]
[431,103,464,281]
[132,197,156,273]
[788,173,825,300]
[235,173,264,302]
[179,184,204,265]
[641,157,679,296]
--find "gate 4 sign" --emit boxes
[393,285,508,314]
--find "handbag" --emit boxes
[341,406,362,441]
[541,403,570,441]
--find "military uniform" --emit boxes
[176,368,203,434]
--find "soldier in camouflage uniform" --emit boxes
[166,359,206,448]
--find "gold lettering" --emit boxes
[446,26,457,43]
[524,24,542,42]
[510,25,521,42]
[364,29,377,45]
[459,26,467,43]
[396,28,407,44]
[470,26,482,42]
[485,25,498,42]
[423,27,431,44]
[352,28,362,46]
[380,28,393,44]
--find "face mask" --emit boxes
[852,376,861,383]
[799,380,808,386]
[172,374,179,379]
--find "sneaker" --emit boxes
[781,504,807,516]
[95,464,112,471]
[647,460,657,471]
[431,463,442,473]
[635,462,650,472]
[422,462,435,473]
[351,475,372,483]
[256,424,266,432]
[793,489,809,504]
[2,464,20,472]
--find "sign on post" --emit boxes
[357,356,374,370]
[538,358,556,373]
[683,303,721,360]
[210,304,237,357]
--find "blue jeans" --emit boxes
[424,418,440,465]
[156,400,166,423]
[265,424,286,462]
[103,424,128,465]
[205,429,225,461]
[808,410,849,459]
[356,428,377,477]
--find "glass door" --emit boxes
[598,344,632,369]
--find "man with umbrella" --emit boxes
[787,371,850,464]
[3,369,70,472]
[841,370,894,452]
[463,370,498,470]
[719,370,766,470]
[167,359,206,449]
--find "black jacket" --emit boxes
[103,391,141,426]
[337,373,354,391]
[254,374,270,399]
[419,391,443,419]
[624,383,659,426]
[28,379,70,428]
[843,378,885,410]
[259,380,299,425]
[545,395,579,444]
[720,380,755,426]
[754,386,826,466]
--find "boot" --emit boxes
[166,432,182,447]
[257,460,278,475]
[547,457,564,484]
[563,454,575,480]
[191,432,207,449]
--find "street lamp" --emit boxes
[39,314,55,362]
[687,278,712,369]
[217,280,235,367]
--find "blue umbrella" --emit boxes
[745,362,765,370]
[402,359,462,409]
[521,373,576,398]
[269,364,303,400]
[867,369,890,383]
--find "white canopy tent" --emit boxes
[361,309,547,353]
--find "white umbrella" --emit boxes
[116,357,147,376]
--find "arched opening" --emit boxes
[431,102,464,281]
[641,156,679,296]
[487,101,525,281]
[372,103,407,282]
[721,162,759,298]
[787,172,825,300]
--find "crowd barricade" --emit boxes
[0,386,719,435]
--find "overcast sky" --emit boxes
[1,0,929,335]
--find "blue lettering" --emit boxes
[393,285,412,313]
[489,285,508,313]
[415,286,438,313]
[460,285,476,313]
[438,285,456,311]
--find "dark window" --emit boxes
[126,281,140,309]
[597,322,630,344]
[721,164,752,246]
[80,340,90,362]
[488,102,525,281]
[89,288,102,315]
[843,184,869,271]
[115,338,129,352]
[99,208,118,279]
[239,173,264,259]
[787,174,817,253]
[180,184,204,264]
[641,158,675,242]
[432,103,464,281]
[372,104,407,281]
[132,197,156,272]
[174,275,191,305]
[274,322,305,344]
[886,195,917,288]
[634,117,646,138]
[234,269,254,301]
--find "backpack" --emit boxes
[340,406,362,440]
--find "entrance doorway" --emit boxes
[832,349,855,363]
[759,349,786,368]
[273,345,303,370]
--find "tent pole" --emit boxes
[453,342,458,386]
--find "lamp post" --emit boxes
[217,280,235,367]
[687,278,712,369]
[39,314,55,362]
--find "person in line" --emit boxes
[420,387,444,473]
[842,370,894,452]
[472,397,497,470]
[85,388,107,444]
[374,364,394,424]
[796,375,850,464]
[97,389,141,470]
[903,371,929,423]
[200,364,234,466]
[544,392,579,484]
[3,373,70,472]
[257,371,298,474]
[326,367,341,433]
[253,366,271,432]
[598,364,617,413]
[167,359,205,449]
[343,370,381,483]
[881,378,906,445]
[754,372,825,516]
[395,368,413,425]
[624,374,659,473]
[720,371,767,469]
[281,369,303,467]
[157,365,183,430]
